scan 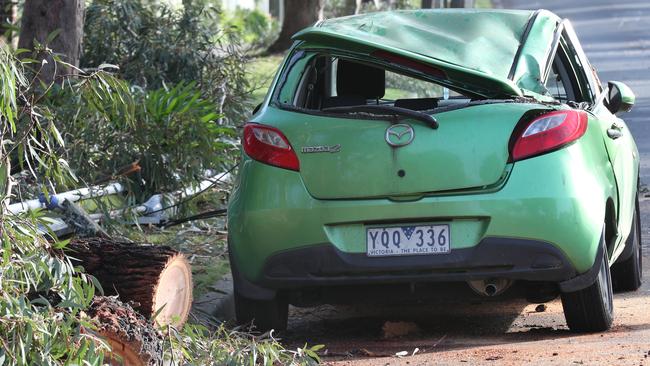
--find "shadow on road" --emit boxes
[282,288,577,360]
[280,250,650,362]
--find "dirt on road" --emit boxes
[279,199,650,365]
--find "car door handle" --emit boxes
[607,128,623,139]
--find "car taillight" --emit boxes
[510,110,588,162]
[243,123,300,171]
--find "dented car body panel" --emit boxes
[294,9,562,99]
[228,9,641,330]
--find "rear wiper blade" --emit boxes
[321,105,439,129]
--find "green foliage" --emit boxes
[221,7,279,47]
[166,323,321,365]
[0,214,107,366]
[49,75,237,197]
[323,0,356,18]
[0,47,107,366]
[77,0,250,198]
[474,0,493,8]
[82,0,252,125]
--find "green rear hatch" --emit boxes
[258,103,538,200]
[256,9,557,200]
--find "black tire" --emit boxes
[234,292,288,331]
[561,233,614,332]
[612,197,643,292]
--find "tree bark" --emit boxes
[267,0,324,54]
[87,297,163,366]
[67,238,193,328]
[18,0,84,84]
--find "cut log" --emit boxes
[68,238,193,328]
[86,296,163,366]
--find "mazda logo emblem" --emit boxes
[385,124,415,147]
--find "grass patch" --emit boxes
[474,0,493,8]
[248,54,285,106]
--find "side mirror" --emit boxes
[606,81,635,115]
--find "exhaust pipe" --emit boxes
[484,283,498,296]
[467,279,512,297]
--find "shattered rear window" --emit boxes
[273,51,468,112]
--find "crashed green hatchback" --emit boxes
[228,9,643,332]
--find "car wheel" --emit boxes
[561,231,614,332]
[234,292,288,332]
[611,196,643,292]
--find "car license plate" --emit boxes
[366,224,450,257]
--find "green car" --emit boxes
[228,9,643,332]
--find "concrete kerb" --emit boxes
[190,274,236,327]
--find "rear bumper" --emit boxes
[261,237,575,284]
[231,236,603,300]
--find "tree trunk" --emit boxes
[267,0,324,54]
[67,238,193,328]
[18,0,84,84]
[87,296,163,366]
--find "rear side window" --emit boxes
[273,51,468,112]
[545,54,573,103]
[543,32,595,104]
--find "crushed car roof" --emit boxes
[293,9,561,99]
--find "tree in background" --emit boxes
[267,0,325,54]
[18,0,85,84]
[273,0,417,52]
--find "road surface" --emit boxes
[278,2,650,365]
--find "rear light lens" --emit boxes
[511,110,588,162]
[243,123,300,171]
